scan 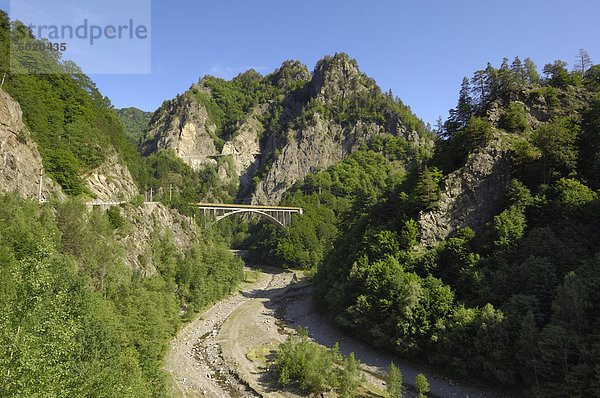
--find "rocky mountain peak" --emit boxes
[311,53,371,100]
[268,60,311,89]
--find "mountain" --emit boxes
[139,54,433,205]
[116,107,152,144]
[308,56,600,396]
[0,87,64,200]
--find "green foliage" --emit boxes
[489,206,526,250]
[436,116,493,173]
[413,166,443,211]
[106,205,124,229]
[499,103,529,133]
[533,117,579,182]
[116,107,152,144]
[247,146,408,269]
[387,362,403,397]
[0,194,243,396]
[274,327,360,396]
[415,373,430,398]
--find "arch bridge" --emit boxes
[191,202,303,227]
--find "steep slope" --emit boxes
[116,107,152,144]
[140,54,432,205]
[0,87,63,200]
[418,135,512,246]
[311,56,600,397]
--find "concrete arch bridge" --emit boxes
[191,202,303,227]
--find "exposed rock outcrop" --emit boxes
[418,136,512,246]
[84,153,139,202]
[139,54,433,205]
[0,87,63,200]
[116,202,201,273]
[140,93,219,171]
[252,116,383,205]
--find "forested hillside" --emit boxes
[0,12,245,397]
[0,196,244,397]
[117,107,152,144]
[0,13,145,196]
[259,55,600,396]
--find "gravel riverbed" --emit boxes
[164,267,505,398]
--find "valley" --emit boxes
[1,7,600,398]
[166,266,498,398]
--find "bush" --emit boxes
[106,206,124,229]
[500,103,529,133]
[274,327,360,395]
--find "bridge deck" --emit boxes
[191,202,302,212]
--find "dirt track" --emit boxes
[164,267,505,398]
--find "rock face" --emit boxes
[220,108,263,187]
[0,88,63,200]
[1,87,202,275]
[141,93,219,171]
[418,136,512,247]
[116,202,201,273]
[252,116,383,204]
[140,54,433,205]
[84,153,139,202]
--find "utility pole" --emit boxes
[38,172,43,203]
[169,184,172,202]
[150,187,153,202]
[1,72,6,88]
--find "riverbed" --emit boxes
[164,267,505,398]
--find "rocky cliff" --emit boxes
[418,136,512,246]
[0,86,204,275]
[84,153,139,202]
[0,87,64,201]
[417,80,593,247]
[139,54,433,205]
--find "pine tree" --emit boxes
[524,58,540,84]
[387,362,403,397]
[444,77,473,136]
[471,69,487,108]
[414,166,441,211]
[511,56,526,84]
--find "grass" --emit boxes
[246,342,279,369]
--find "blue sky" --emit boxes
[3,0,599,126]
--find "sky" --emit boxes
[3,0,600,126]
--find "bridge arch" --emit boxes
[214,209,286,227]
[192,203,302,227]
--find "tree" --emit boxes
[543,60,571,88]
[533,117,579,182]
[413,166,442,211]
[524,58,540,84]
[387,362,403,397]
[415,373,430,398]
[497,57,515,99]
[574,49,592,76]
[490,206,526,250]
[471,69,487,107]
[447,77,473,132]
[511,56,526,84]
